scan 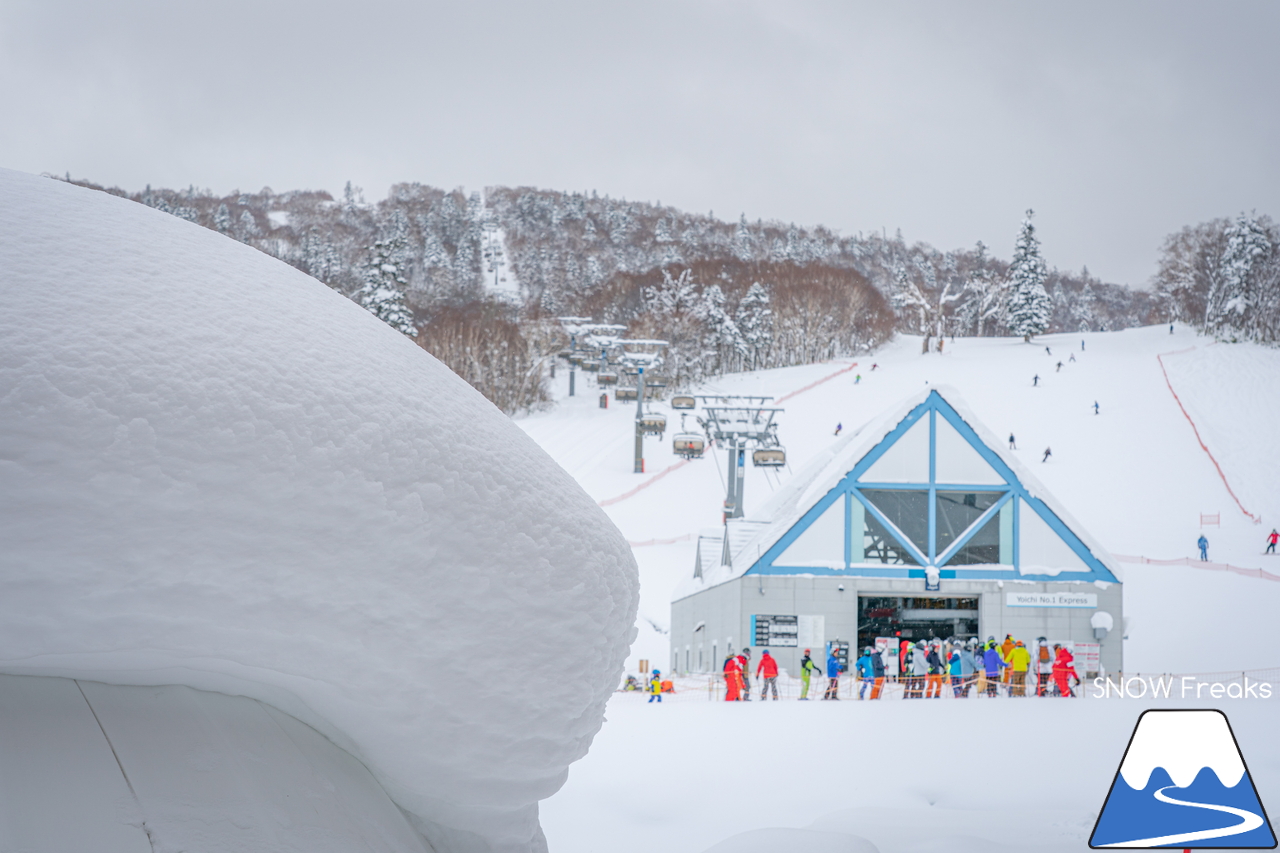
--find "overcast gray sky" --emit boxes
[2,0,1277,286]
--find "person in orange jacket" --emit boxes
[723,655,743,701]
[1051,644,1076,698]
[756,649,780,700]
[1000,634,1016,684]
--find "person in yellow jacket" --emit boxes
[1006,641,1032,696]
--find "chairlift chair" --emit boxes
[615,386,639,402]
[671,395,696,410]
[568,353,586,366]
[598,371,618,386]
[752,447,786,467]
[673,433,705,459]
[639,413,667,436]
[581,359,600,372]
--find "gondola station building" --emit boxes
[670,387,1122,680]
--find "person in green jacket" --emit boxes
[799,648,821,700]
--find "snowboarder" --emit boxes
[1268,530,1279,555]
[1008,433,1017,450]
[648,669,663,703]
[1056,361,1063,372]
[1033,374,1040,387]
[756,650,779,700]
[738,648,753,700]
[1198,534,1209,561]
[1042,447,1052,463]
[823,648,842,700]
[723,655,743,701]
[834,423,842,437]
[799,649,821,700]
[1093,401,1100,415]
[1051,644,1076,697]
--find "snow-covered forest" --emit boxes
[59,175,1267,412]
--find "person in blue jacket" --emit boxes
[948,646,966,697]
[823,648,842,700]
[1198,534,1209,561]
[982,641,1007,697]
[856,648,874,699]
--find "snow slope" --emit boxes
[0,168,638,853]
[517,326,1280,675]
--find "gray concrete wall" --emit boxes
[672,576,1122,677]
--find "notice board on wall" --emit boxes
[751,614,799,647]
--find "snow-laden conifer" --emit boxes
[355,237,417,336]
[1207,212,1272,339]
[1005,210,1051,341]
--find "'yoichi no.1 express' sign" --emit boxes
[1006,592,1098,608]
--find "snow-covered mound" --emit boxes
[0,168,638,853]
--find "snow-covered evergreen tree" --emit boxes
[736,281,773,369]
[355,238,417,336]
[1005,210,1051,341]
[1207,212,1272,339]
[213,203,232,233]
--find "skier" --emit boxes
[1093,401,1100,415]
[1035,637,1053,696]
[798,648,821,700]
[868,644,886,699]
[855,374,861,384]
[648,669,663,703]
[1081,340,1086,351]
[834,423,842,437]
[1170,323,1175,334]
[1007,640,1031,697]
[910,641,929,699]
[871,363,878,371]
[925,640,945,698]
[756,649,779,700]
[1045,346,1052,356]
[1042,447,1052,463]
[1266,530,1278,555]
[723,655,743,701]
[982,641,1006,696]
[1198,534,1209,562]
[823,647,842,700]
[1051,644,1076,697]
[948,645,965,697]
[1008,433,1017,450]
[1033,374,1040,387]
[999,634,1017,686]
[1056,361,1063,372]
[856,647,875,699]
[1069,353,1076,363]
[738,648,753,700]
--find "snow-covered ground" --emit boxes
[523,327,1280,852]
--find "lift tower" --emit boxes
[696,396,784,521]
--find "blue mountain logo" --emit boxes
[1091,709,1276,848]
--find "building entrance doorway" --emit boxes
[857,595,979,658]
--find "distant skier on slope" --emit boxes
[1008,433,1017,450]
[1081,340,1086,351]
[1069,353,1076,362]
[1033,374,1040,387]
[1093,401,1100,415]
[798,649,821,700]
[1268,529,1279,555]
[834,423,842,437]
[1056,361,1063,372]
[1042,447,1052,463]
[1198,534,1209,561]
[1045,346,1052,356]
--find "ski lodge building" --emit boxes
[670,387,1123,679]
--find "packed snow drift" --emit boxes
[0,168,638,853]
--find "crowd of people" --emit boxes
[715,635,1081,702]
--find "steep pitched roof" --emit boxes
[675,386,1121,601]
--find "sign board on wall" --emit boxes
[797,615,825,651]
[1074,642,1100,676]
[752,614,799,647]
[1006,592,1098,608]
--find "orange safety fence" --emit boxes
[1114,553,1280,583]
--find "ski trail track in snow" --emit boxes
[1101,784,1264,848]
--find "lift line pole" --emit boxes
[633,366,645,474]
[567,334,576,397]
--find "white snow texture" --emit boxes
[1119,710,1246,790]
[0,168,639,853]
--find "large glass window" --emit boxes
[944,514,1002,565]
[860,489,928,561]
[935,491,1003,555]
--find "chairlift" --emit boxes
[639,413,667,436]
[568,353,586,366]
[615,386,639,402]
[752,447,787,467]
[671,395,696,410]
[644,382,666,401]
[598,371,618,386]
[581,359,600,372]
[673,432,705,459]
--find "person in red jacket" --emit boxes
[723,655,743,701]
[1051,644,1076,698]
[756,649,780,700]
